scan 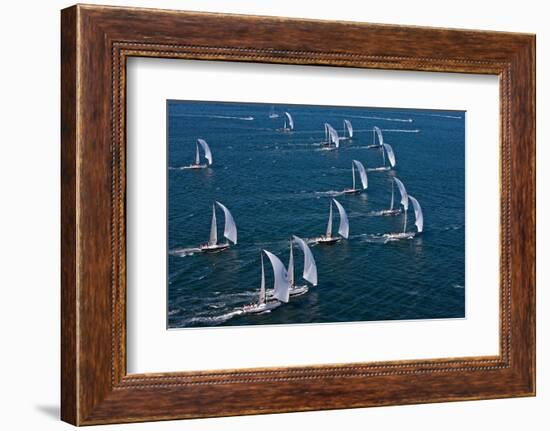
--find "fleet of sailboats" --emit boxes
[177,111,427,321]
[199,201,238,252]
[189,138,213,169]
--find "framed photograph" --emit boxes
[61,4,535,425]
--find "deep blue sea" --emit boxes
[167,101,465,328]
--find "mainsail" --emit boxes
[383,143,396,168]
[264,250,291,303]
[197,138,213,165]
[332,199,349,239]
[215,201,237,244]
[259,252,266,304]
[393,178,409,211]
[287,240,294,287]
[208,204,217,246]
[374,126,384,146]
[352,160,368,189]
[408,195,424,233]
[326,200,333,237]
[344,119,353,138]
[285,112,294,130]
[328,125,340,148]
[293,235,318,286]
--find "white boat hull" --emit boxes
[314,235,341,245]
[343,188,362,195]
[368,166,391,172]
[240,301,281,315]
[383,232,415,241]
[267,284,309,300]
[200,243,230,253]
[187,163,208,169]
[379,209,402,216]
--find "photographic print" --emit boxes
[167,101,465,329]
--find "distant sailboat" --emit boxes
[199,201,237,252]
[321,123,340,149]
[280,111,294,132]
[383,179,423,240]
[342,119,353,140]
[315,199,349,244]
[376,177,403,216]
[188,138,213,169]
[343,160,368,194]
[369,142,396,171]
[269,105,279,119]
[241,251,287,315]
[270,235,318,299]
[367,126,384,149]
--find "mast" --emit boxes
[382,144,386,167]
[287,239,294,287]
[352,161,356,190]
[326,200,333,238]
[194,142,200,165]
[390,180,395,210]
[259,252,266,305]
[208,204,217,246]
[403,207,408,233]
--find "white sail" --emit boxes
[344,119,353,138]
[287,240,294,287]
[409,195,424,233]
[197,138,213,165]
[208,204,217,246]
[382,143,396,168]
[374,126,384,146]
[215,201,237,244]
[393,178,409,211]
[293,235,318,286]
[194,142,200,165]
[352,160,368,189]
[326,200,333,237]
[328,125,340,148]
[285,112,294,130]
[263,250,291,303]
[259,252,266,304]
[332,198,349,239]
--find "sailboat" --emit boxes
[188,138,213,169]
[315,198,349,245]
[320,123,340,149]
[377,177,403,216]
[280,111,294,132]
[367,126,384,149]
[269,235,318,299]
[369,142,396,172]
[343,160,368,194]
[199,201,238,252]
[341,119,353,140]
[383,180,423,240]
[241,250,290,315]
[268,105,279,119]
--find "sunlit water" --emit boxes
[167,101,465,328]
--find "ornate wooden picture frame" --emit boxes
[61,4,535,425]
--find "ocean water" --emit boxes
[167,101,465,328]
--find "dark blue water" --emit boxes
[167,101,465,328]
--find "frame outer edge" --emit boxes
[61,5,79,426]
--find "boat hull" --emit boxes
[379,209,402,216]
[200,243,230,253]
[343,188,362,195]
[383,232,415,241]
[267,285,309,300]
[241,301,281,315]
[187,163,208,169]
[315,236,341,245]
[368,166,391,172]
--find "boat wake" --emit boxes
[344,114,413,123]
[169,247,201,257]
[171,113,254,121]
[182,309,244,326]
[314,190,345,197]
